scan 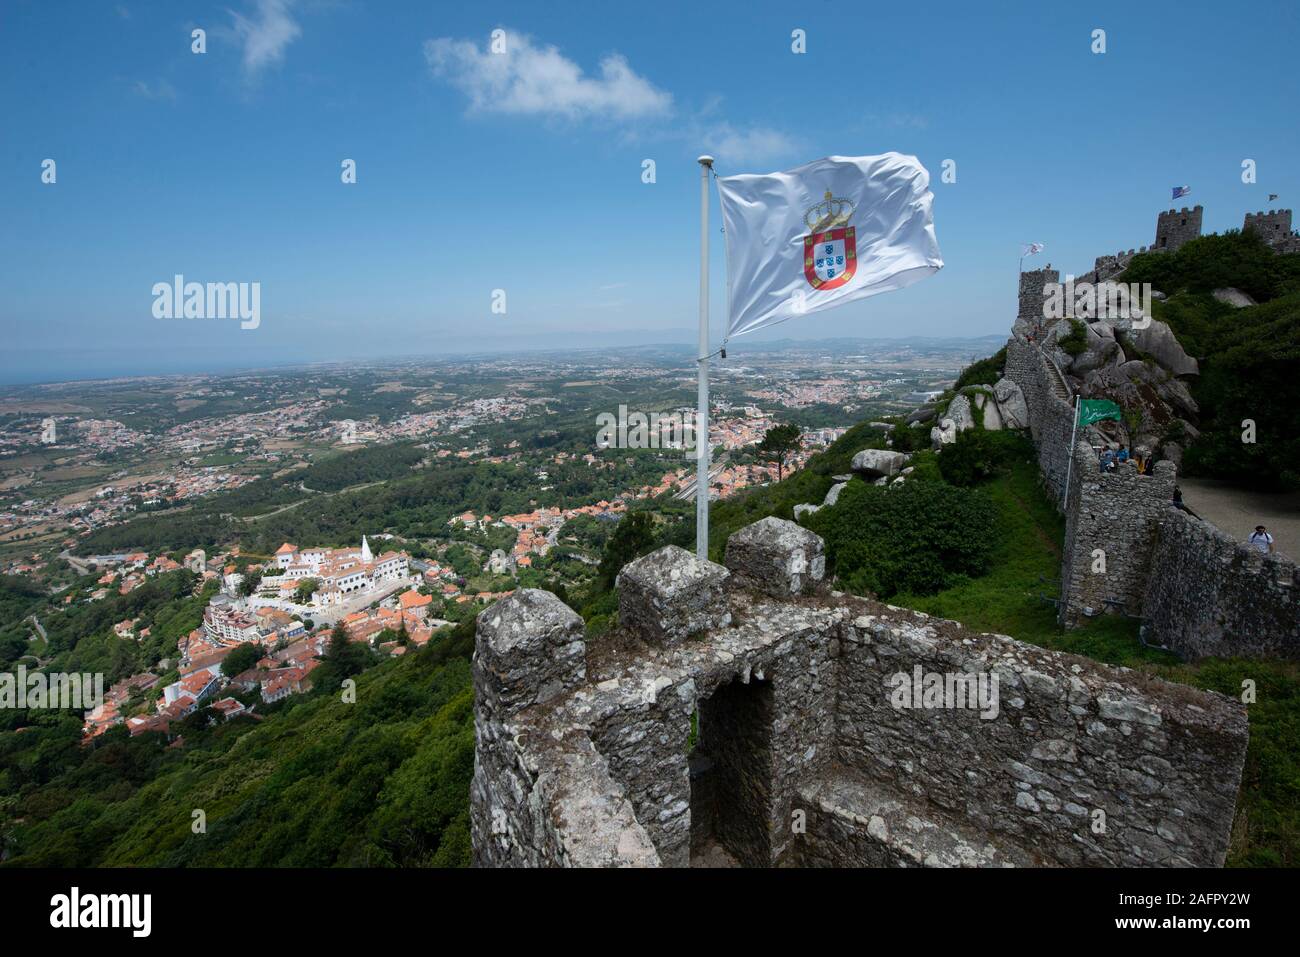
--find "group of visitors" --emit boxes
[1098,445,1152,474]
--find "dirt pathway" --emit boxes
[1178,477,1300,562]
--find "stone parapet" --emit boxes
[471,525,1249,868]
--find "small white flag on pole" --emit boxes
[716,153,942,340]
[1021,242,1046,257]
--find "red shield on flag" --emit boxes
[804,226,856,290]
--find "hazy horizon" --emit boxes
[0,330,1009,388]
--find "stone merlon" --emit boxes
[615,544,731,645]
[724,516,826,598]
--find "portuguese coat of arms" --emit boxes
[802,189,857,290]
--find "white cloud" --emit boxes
[424,30,671,121]
[229,0,301,79]
[698,123,799,166]
[131,79,178,102]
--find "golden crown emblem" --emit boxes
[803,189,855,233]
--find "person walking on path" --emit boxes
[1249,525,1275,555]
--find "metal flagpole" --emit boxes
[1062,394,1080,510]
[695,155,714,560]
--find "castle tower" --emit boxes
[1154,205,1202,252]
[1243,208,1293,246]
[1017,264,1060,338]
[361,536,372,563]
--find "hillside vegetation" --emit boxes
[1122,230,1300,489]
[1,622,475,867]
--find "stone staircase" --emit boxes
[1041,348,1072,401]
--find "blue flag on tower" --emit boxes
[1172,185,1191,199]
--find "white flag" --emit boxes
[1022,242,1045,257]
[716,153,942,340]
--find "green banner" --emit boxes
[1077,398,1123,426]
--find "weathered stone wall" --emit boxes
[471,589,662,867]
[1004,337,1075,504]
[1143,510,1300,660]
[471,521,1249,868]
[1059,442,1178,625]
[1005,210,1296,647]
[830,604,1246,866]
[589,675,694,866]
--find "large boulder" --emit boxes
[851,448,910,478]
[930,418,957,449]
[1212,287,1257,308]
[1157,378,1199,418]
[1071,337,1121,375]
[981,394,1003,430]
[1131,319,1199,376]
[992,377,1029,429]
[823,481,848,507]
[945,394,975,431]
[1120,359,1167,387]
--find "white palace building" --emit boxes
[273,536,410,606]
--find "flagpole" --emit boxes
[1063,394,1079,511]
[695,155,714,560]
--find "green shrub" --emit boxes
[806,479,997,599]
[937,429,1031,487]
[1057,319,1089,357]
[952,347,1007,391]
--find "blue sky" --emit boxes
[1,0,1297,383]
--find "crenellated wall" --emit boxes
[1060,441,1178,625]
[471,520,1249,868]
[1004,337,1076,504]
[1143,511,1300,660]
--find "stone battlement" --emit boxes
[1155,205,1203,252]
[1004,338,1296,655]
[471,519,1248,868]
[1243,209,1295,248]
[1144,509,1299,659]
